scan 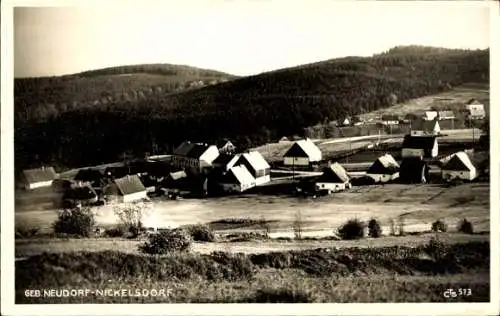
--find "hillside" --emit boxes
[14,46,489,171]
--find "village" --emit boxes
[19,97,489,229]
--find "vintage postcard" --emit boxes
[1,0,499,315]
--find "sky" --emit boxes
[13,0,491,78]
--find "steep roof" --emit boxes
[317,162,349,183]
[402,135,437,150]
[23,167,57,183]
[173,141,213,159]
[442,151,476,171]
[114,175,146,196]
[367,154,400,174]
[213,154,236,166]
[240,151,270,170]
[466,98,482,105]
[224,165,255,185]
[284,139,322,159]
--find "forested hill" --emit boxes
[15,46,489,171]
[14,63,236,120]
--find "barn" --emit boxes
[410,119,440,136]
[104,175,148,203]
[22,167,58,190]
[232,151,271,186]
[402,135,439,159]
[171,141,220,174]
[366,154,400,183]
[441,151,478,181]
[283,139,322,167]
[315,162,351,192]
[74,168,106,189]
[400,158,429,184]
[219,165,256,193]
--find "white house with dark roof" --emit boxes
[219,165,256,193]
[217,140,237,155]
[283,139,322,167]
[104,175,148,203]
[315,162,351,192]
[22,167,58,190]
[465,99,486,119]
[232,151,271,185]
[366,154,400,183]
[423,111,438,121]
[441,151,478,181]
[438,110,455,120]
[402,135,439,159]
[171,141,220,173]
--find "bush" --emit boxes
[103,226,126,238]
[139,229,191,254]
[15,225,40,238]
[431,220,448,233]
[186,224,216,242]
[367,218,382,238]
[52,208,95,237]
[424,236,448,261]
[114,204,147,237]
[337,219,365,240]
[457,218,474,234]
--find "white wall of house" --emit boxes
[431,143,438,157]
[284,157,310,166]
[220,181,254,193]
[199,146,220,169]
[402,148,424,159]
[255,175,271,186]
[122,191,148,203]
[315,182,350,192]
[25,180,53,190]
[442,169,477,181]
[367,172,399,183]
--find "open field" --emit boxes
[16,241,490,303]
[16,182,490,240]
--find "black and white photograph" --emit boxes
[1,0,499,314]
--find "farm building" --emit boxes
[219,165,256,193]
[22,167,58,190]
[402,135,439,159]
[438,110,455,120]
[74,168,106,189]
[279,136,290,143]
[340,117,351,126]
[162,170,189,189]
[410,119,440,136]
[104,175,148,203]
[441,151,478,181]
[233,151,271,185]
[381,114,400,125]
[465,99,486,119]
[62,185,99,207]
[171,141,220,173]
[399,158,429,184]
[212,154,239,172]
[283,138,322,167]
[217,140,237,155]
[423,111,438,121]
[366,154,400,183]
[315,162,351,192]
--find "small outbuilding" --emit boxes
[283,138,322,167]
[315,162,351,192]
[441,151,478,181]
[22,167,58,190]
[104,175,148,203]
[402,135,439,159]
[219,165,256,193]
[366,154,400,183]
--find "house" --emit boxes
[438,110,455,120]
[22,167,58,190]
[171,141,220,173]
[233,151,271,185]
[104,166,134,179]
[62,185,99,206]
[423,111,438,121]
[279,136,290,143]
[212,154,239,172]
[217,140,237,155]
[465,99,486,120]
[315,162,351,192]
[219,165,256,193]
[104,175,148,203]
[162,170,189,189]
[381,114,400,125]
[402,135,439,159]
[410,118,440,136]
[283,139,322,167]
[441,151,478,181]
[73,168,106,189]
[340,117,351,126]
[400,158,429,184]
[366,154,400,183]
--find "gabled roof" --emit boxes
[317,162,349,183]
[173,141,213,159]
[367,154,400,174]
[240,151,270,170]
[283,139,322,159]
[466,98,482,105]
[213,154,237,166]
[442,151,476,171]
[114,175,146,195]
[23,167,57,183]
[423,111,438,120]
[224,165,255,185]
[217,140,235,148]
[402,135,437,150]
